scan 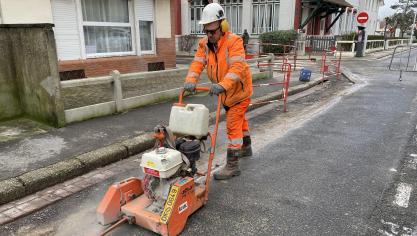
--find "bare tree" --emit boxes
[391,0,417,37]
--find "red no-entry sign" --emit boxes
[357,12,369,24]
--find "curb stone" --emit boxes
[0,179,25,205]
[0,133,154,205]
[19,159,85,195]
[340,66,359,84]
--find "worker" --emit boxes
[241,29,250,51]
[183,3,253,180]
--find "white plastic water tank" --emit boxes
[169,104,209,138]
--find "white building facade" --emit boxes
[0,0,53,24]
[181,0,296,36]
[180,0,383,37]
[332,0,384,36]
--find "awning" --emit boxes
[302,0,352,8]
[300,0,353,31]
[324,0,353,8]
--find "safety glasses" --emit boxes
[204,25,221,35]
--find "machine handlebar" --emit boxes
[176,86,210,106]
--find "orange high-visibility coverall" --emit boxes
[185,32,252,149]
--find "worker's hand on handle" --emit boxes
[184,82,196,92]
[209,84,225,96]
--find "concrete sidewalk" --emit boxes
[0,58,330,205]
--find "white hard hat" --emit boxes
[199,3,226,25]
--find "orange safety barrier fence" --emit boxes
[320,49,342,81]
[249,62,292,112]
[245,43,298,72]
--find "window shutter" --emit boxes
[52,0,82,60]
[136,0,154,21]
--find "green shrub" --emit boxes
[337,32,356,41]
[337,33,406,41]
[259,30,297,54]
[367,35,385,40]
[336,33,356,51]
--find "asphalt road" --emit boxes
[2,50,417,236]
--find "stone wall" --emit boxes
[0,28,22,120]
[0,24,65,127]
[62,69,210,110]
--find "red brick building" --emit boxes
[51,0,178,79]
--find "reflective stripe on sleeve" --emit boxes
[187,71,200,78]
[193,56,206,64]
[229,56,246,64]
[225,72,240,82]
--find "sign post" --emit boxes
[355,11,369,57]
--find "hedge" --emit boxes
[259,30,297,54]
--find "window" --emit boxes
[81,0,134,56]
[190,0,205,34]
[189,0,243,34]
[139,21,153,52]
[219,0,243,34]
[252,0,280,34]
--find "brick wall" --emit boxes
[156,38,176,68]
[58,38,177,78]
[172,0,181,36]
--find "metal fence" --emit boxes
[306,35,337,53]
[389,45,417,80]
[336,39,409,56]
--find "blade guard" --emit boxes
[97,177,143,225]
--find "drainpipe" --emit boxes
[0,1,3,24]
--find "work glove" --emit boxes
[183,82,196,92]
[209,84,225,95]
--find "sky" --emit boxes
[378,0,398,19]
[347,0,397,19]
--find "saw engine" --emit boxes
[140,125,204,213]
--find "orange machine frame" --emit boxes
[97,87,222,236]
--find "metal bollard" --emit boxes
[268,53,274,79]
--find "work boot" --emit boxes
[241,136,253,157]
[214,149,241,180]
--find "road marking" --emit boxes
[378,219,414,236]
[393,183,412,208]
[407,155,417,170]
